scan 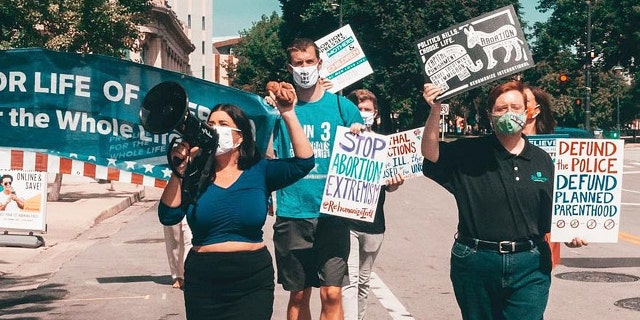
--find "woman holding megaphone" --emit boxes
[158,81,313,320]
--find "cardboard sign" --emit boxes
[383,127,424,180]
[316,24,374,93]
[0,170,47,232]
[550,139,624,243]
[414,5,534,100]
[321,127,388,222]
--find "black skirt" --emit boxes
[184,246,274,320]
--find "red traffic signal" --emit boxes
[575,98,582,106]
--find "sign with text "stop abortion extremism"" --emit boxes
[551,139,625,243]
[321,126,388,222]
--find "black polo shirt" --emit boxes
[423,134,553,242]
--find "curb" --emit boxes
[94,188,145,225]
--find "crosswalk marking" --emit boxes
[370,272,416,320]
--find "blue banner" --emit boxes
[0,48,277,181]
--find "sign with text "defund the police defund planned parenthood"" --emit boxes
[551,139,624,243]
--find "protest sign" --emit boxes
[321,127,387,222]
[0,169,47,232]
[0,48,278,185]
[550,139,624,243]
[383,127,424,180]
[316,24,374,93]
[414,5,534,101]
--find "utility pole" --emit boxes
[584,0,592,132]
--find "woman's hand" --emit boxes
[170,141,199,176]
[564,237,588,248]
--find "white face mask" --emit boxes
[360,111,375,127]
[290,64,319,89]
[213,125,241,156]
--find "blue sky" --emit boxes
[213,1,550,37]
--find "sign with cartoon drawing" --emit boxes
[414,5,534,101]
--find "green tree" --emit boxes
[0,0,150,58]
[226,12,288,95]
[228,0,520,132]
[527,0,639,130]
[0,0,151,200]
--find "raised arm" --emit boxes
[267,81,313,159]
[421,83,443,163]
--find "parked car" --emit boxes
[554,127,595,138]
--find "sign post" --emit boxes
[440,104,450,141]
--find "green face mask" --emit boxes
[491,112,526,135]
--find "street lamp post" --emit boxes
[584,0,592,132]
[613,65,624,135]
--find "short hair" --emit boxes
[1,174,13,182]
[485,80,526,115]
[346,89,378,111]
[209,104,261,169]
[529,86,557,134]
[286,38,320,63]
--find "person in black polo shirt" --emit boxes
[420,81,586,320]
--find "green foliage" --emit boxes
[229,0,639,132]
[227,13,288,95]
[0,0,151,58]
[526,0,639,130]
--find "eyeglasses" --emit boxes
[2,181,11,186]
[493,104,525,115]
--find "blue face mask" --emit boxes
[491,112,526,135]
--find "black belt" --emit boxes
[455,235,539,254]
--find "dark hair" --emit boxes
[528,86,557,134]
[346,89,378,111]
[286,38,320,63]
[209,104,261,169]
[485,80,526,115]
[1,174,13,182]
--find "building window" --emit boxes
[202,16,205,30]
[202,66,205,79]
[202,41,205,54]
[188,15,191,28]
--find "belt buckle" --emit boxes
[499,241,515,253]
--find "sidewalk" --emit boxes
[0,175,157,292]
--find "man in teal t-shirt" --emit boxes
[271,38,362,320]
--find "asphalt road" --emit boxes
[1,148,640,319]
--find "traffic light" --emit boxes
[559,74,569,83]
[559,74,568,93]
[575,98,582,107]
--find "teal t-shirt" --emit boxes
[273,91,363,218]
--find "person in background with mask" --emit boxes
[270,38,363,320]
[159,98,314,319]
[421,81,585,320]
[341,89,404,320]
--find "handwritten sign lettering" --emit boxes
[550,139,624,243]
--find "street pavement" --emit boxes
[1,143,640,319]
